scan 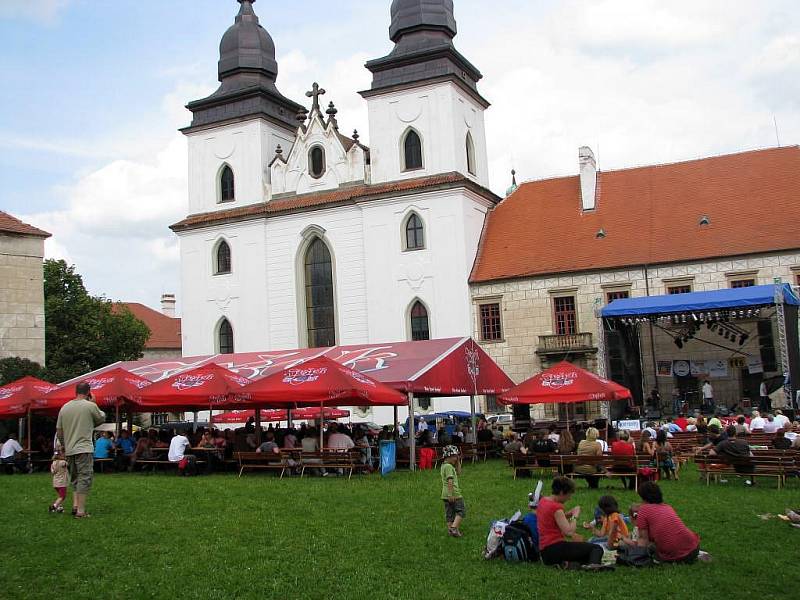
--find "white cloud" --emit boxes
[0,0,71,24]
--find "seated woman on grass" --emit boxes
[537,476,607,570]
[620,482,710,564]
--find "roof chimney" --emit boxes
[579,146,597,211]
[161,293,176,318]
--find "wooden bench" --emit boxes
[506,452,559,480]
[300,450,361,480]
[236,451,293,478]
[561,454,649,491]
[695,453,795,489]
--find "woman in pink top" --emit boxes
[621,482,709,564]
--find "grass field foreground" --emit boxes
[2,462,799,599]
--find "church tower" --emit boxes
[362,0,490,188]
[182,0,304,214]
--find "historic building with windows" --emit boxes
[470,146,800,418]
[172,0,497,412]
[0,211,50,367]
[173,0,800,420]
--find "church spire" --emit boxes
[363,0,486,107]
[218,0,277,83]
[183,0,303,133]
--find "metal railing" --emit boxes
[537,332,594,354]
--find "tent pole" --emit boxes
[408,392,416,472]
[127,409,133,435]
[26,408,31,451]
[193,411,198,433]
[287,408,293,429]
[393,406,398,436]
[255,409,262,445]
[319,401,324,450]
[469,395,477,444]
[115,402,121,438]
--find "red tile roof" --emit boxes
[471,146,800,283]
[114,303,181,349]
[171,172,498,231]
[0,211,50,238]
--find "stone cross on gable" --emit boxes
[306,82,326,114]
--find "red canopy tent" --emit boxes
[211,407,350,425]
[130,363,251,412]
[234,357,406,408]
[234,357,405,448]
[0,376,59,451]
[59,337,513,468]
[38,367,152,412]
[499,361,632,405]
[38,368,154,435]
[0,376,57,419]
[499,361,631,427]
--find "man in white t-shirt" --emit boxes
[750,411,765,431]
[702,381,715,413]
[168,433,195,476]
[774,410,790,429]
[1,434,25,472]
[763,415,779,434]
[759,380,771,413]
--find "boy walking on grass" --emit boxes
[441,445,465,537]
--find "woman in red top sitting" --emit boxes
[621,482,709,564]
[610,429,636,490]
[537,476,606,570]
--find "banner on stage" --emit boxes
[690,361,709,376]
[616,419,641,431]
[707,360,728,378]
[657,361,673,377]
[747,356,764,374]
[672,360,691,377]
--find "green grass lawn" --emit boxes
[2,462,798,599]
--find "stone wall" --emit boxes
[471,250,800,418]
[0,233,47,365]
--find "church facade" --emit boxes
[172,0,498,412]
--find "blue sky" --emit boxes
[1,0,799,309]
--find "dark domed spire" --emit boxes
[363,0,486,107]
[184,0,304,134]
[218,0,278,82]
[389,0,457,43]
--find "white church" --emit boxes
[172,0,499,393]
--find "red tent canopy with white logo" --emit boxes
[61,337,512,397]
[233,357,406,408]
[499,361,632,405]
[131,363,251,411]
[0,376,58,418]
[37,367,153,413]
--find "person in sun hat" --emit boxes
[440,445,465,537]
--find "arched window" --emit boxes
[218,318,234,354]
[466,132,476,175]
[304,238,336,348]
[309,146,325,179]
[403,129,423,171]
[215,240,231,275]
[410,301,430,341]
[220,165,235,203]
[404,213,425,251]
